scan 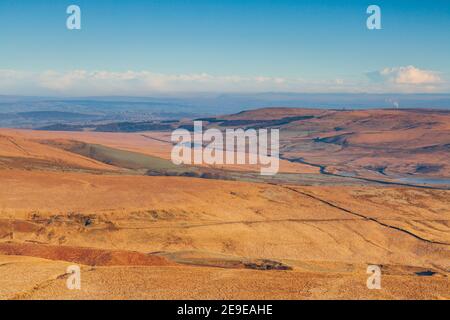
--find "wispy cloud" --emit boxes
[0,69,345,95]
[0,66,447,96]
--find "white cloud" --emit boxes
[381,66,441,85]
[363,65,449,93]
[367,65,442,86]
[0,67,447,96]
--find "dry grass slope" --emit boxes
[0,109,449,300]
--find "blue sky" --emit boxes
[0,0,449,95]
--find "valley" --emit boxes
[0,107,448,299]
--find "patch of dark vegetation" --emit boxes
[37,123,86,131]
[83,218,93,227]
[194,117,224,123]
[183,115,315,131]
[94,121,173,132]
[177,124,195,131]
[217,119,266,126]
[222,116,315,128]
[39,114,315,133]
[415,270,436,276]
[244,259,292,271]
[146,169,233,181]
[415,164,443,174]
[252,115,315,128]
[66,213,96,227]
[314,133,351,146]
[39,121,174,132]
[29,212,96,228]
[409,144,450,155]
[199,172,233,180]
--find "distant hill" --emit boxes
[190,108,450,183]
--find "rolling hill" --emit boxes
[0,107,448,299]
